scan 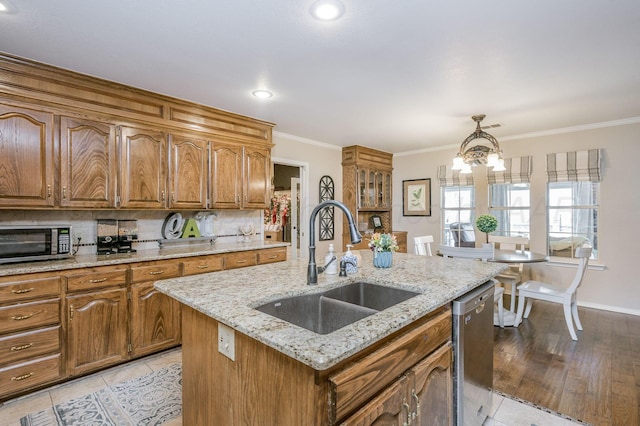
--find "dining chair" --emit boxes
[514,245,592,340]
[413,235,434,256]
[488,235,530,312]
[439,245,505,327]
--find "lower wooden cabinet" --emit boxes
[66,287,128,376]
[130,281,181,358]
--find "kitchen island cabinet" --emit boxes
[156,251,506,425]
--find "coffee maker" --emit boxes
[97,219,118,255]
[117,220,138,253]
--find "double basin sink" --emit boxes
[255,282,420,335]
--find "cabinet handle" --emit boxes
[11,287,35,294]
[62,186,67,200]
[172,192,175,203]
[235,260,247,264]
[89,278,108,283]
[411,389,420,420]
[162,191,166,202]
[12,314,34,321]
[11,343,34,351]
[402,398,412,426]
[47,185,52,198]
[197,265,209,269]
[149,270,165,275]
[268,255,278,259]
[11,372,34,382]
[236,195,240,203]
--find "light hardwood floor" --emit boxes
[494,297,640,426]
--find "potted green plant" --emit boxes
[476,214,498,243]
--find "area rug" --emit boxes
[20,363,181,426]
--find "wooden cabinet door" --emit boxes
[118,126,167,208]
[66,288,128,376]
[169,134,208,209]
[210,142,242,208]
[60,116,116,208]
[0,104,54,207]
[340,375,407,426]
[130,281,181,358]
[243,146,270,209]
[409,344,452,426]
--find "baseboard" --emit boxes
[577,301,640,317]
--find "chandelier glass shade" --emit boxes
[452,115,506,174]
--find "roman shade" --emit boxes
[487,156,533,184]
[437,165,474,187]
[546,149,602,182]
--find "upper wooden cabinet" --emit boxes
[60,116,117,208]
[118,126,167,209]
[0,103,54,207]
[168,134,208,209]
[211,143,271,209]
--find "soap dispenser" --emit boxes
[325,244,338,275]
[341,244,358,274]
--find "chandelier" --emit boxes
[452,114,505,174]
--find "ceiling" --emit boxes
[1,0,639,154]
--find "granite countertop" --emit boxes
[155,251,507,371]
[0,240,289,277]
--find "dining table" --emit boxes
[490,249,549,326]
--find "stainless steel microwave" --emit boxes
[0,226,73,264]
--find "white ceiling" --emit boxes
[1,0,639,154]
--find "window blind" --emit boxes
[437,165,474,187]
[546,149,602,182]
[487,156,533,184]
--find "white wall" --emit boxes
[393,121,640,314]
[271,132,343,259]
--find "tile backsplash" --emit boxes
[0,210,263,255]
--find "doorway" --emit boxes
[269,158,308,260]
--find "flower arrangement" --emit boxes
[476,214,498,243]
[368,233,399,253]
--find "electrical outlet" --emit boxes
[218,323,235,361]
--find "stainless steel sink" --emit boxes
[321,282,420,311]
[255,282,419,334]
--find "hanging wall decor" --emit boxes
[319,175,335,241]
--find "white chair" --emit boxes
[414,235,434,256]
[439,245,505,328]
[488,235,530,312]
[514,245,592,340]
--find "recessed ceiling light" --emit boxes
[252,90,273,99]
[0,0,15,13]
[310,0,345,21]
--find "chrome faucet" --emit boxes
[307,200,362,285]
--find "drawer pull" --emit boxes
[236,260,247,264]
[89,278,108,284]
[11,288,35,294]
[268,255,278,259]
[11,343,34,351]
[11,372,34,382]
[149,270,165,275]
[197,265,209,269]
[411,389,420,420]
[12,314,34,321]
[403,398,412,426]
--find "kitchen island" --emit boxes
[155,251,506,425]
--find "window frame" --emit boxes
[441,185,475,247]
[488,182,531,238]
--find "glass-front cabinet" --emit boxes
[357,168,391,211]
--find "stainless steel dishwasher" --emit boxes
[453,280,495,426]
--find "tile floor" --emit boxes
[1,348,582,426]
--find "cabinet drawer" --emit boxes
[182,255,224,276]
[0,299,60,334]
[0,353,61,398]
[0,273,61,304]
[225,251,257,269]
[329,307,451,421]
[130,261,181,283]
[256,247,287,265]
[65,266,128,293]
[0,325,60,365]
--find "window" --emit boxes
[547,181,599,259]
[442,185,475,247]
[489,183,530,238]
